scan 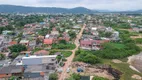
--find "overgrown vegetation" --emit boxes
[93,30,140,59]
[134,38,142,44]
[0,54,5,60]
[74,49,101,64]
[52,43,76,50]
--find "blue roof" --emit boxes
[40,22,45,25]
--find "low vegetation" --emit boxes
[52,43,76,50]
[103,59,142,80]
[93,76,109,80]
[65,73,81,80]
[50,51,72,58]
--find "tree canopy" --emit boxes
[9,44,27,52]
[75,49,101,64]
[49,73,58,80]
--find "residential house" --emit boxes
[58,32,70,42]
[14,54,60,80]
[0,65,24,78]
[29,40,36,50]
[0,35,11,52]
[80,40,110,50]
[19,40,29,46]
[51,30,59,36]
[21,55,58,66]
[23,64,55,79]
[9,41,17,46]
[44,39,53,45]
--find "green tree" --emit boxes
[9,76,20,80]
[59,40,67,44]
[68,31,76,39]
[0,54,5,60]
[9,44,27,52]
[11,52,19,59]
[49,73,58,80]
[66,73,81,80]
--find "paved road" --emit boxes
[59,24,86,80]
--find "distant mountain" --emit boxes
[93,9,142,13]
[0,5,96,14]
[134,10,142,13]
[93,10,112,12]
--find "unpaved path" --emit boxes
[59,24,86,80]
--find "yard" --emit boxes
[50,50,72,58]
[109,43,126,49]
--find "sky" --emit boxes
[0,0,142,11]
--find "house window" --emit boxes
[52,59,55,61]
[51,67,55,70]
[49,63,54,65]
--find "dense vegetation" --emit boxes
[75,49,101,64]
[104,21,131,29]
[68,31,76,39]
[11,15,45,27]
[49,73,58,80]
[8,44,27,52]
[134,38,142,44]
[0,54,5,60]
[93,30,141,59]
[38,28,50,36]
[99,31,112,38]
[0,25,14,34]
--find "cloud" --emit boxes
[0,0,141,11]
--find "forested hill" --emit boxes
[0,5,96,14]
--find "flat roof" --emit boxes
[22,55,57,59]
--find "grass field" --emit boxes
[109,43,126,49]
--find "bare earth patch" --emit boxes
[132,74,142,80]
[112,59,122,63]
[128,53,142,72]
[71,62,114,80]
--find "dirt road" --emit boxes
[59,24,86,80]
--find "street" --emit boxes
[59,24,86,80]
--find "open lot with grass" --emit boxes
[50,50,72,58]
[103,59,142,80]
[109,43,126,49]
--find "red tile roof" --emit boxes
[9,41,17,45]
[80,40,92,45]
[44,39,53,45]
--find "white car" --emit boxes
[66,68,70,73]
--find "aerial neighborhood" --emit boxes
[0,11,141,80]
